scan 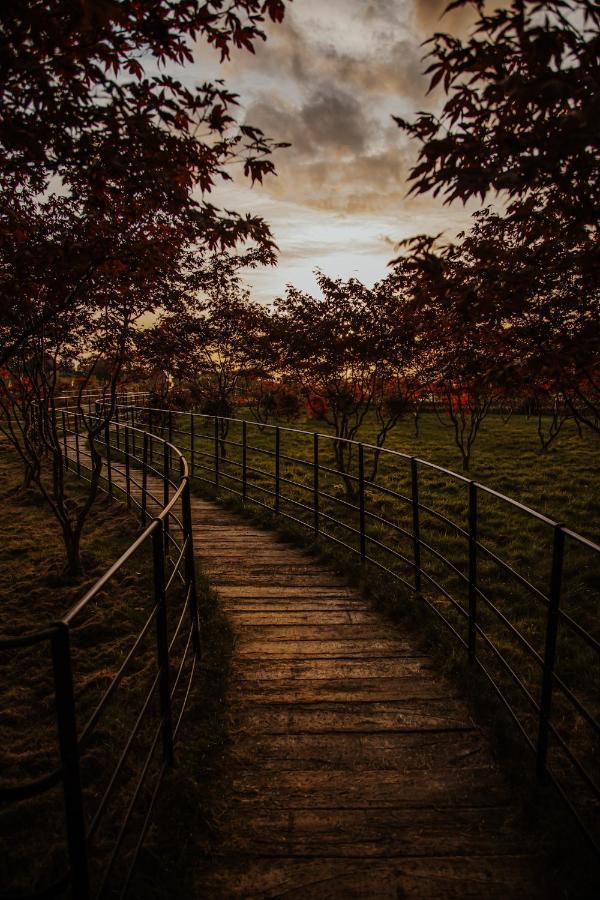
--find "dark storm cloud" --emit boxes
[248,86,370,157]
[299,88,370,155]
[317,38,427,101]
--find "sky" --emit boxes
[194,0,483,304]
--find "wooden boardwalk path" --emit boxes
[70,437,551,898]
[189,500,550,899]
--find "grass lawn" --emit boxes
[0,446,230,898]
[140,405,599,853]
[238,409,600,539]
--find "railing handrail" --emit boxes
[118,402,599,859]
[1,398,199,899]
[62,412,190,625]
[118,403,599,545]
[0,396,184,643]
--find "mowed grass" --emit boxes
[0,445,156,894]
[0,446,231,898]
[144,406,599,846]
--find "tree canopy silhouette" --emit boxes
[0,0,292,365]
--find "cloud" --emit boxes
[413,0,506,37]
[300,89,370,154]
[247,85,372,158]
[190,0,490,301]
[414,0,459,31]
[264,149,411,214]
[245,86,417,216]
[223,1,428,105]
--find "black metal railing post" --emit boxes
[537,524,565,780]
[313,432,319,534]
[242,419,247,503]
[358,443,366,562]
[275,426,280,514]
[468,481,478,662]
[214,416,220,493]
[163,441,170,556]
[190,413,195,477]
[115,404,121,450]
[104,422,113,499]
[182,474,200,656]
[410,458,422,594]
[74,414,81,476]
[51,623,90,899]
[124,427,131,509]
[152,522,174,768]
[168,410,173,447]
[62,411,69,470]
[149,408,154,463]
[141,432,149,525]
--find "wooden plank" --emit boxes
[229,658,434,680]
[235,639,422,659]
[226,610,385,626]
[228,767,511,809]
[198,564,341,576]
[228,699,474,734]
[228,730,490,772]
[215,805,542,858]
[215,586,359,599]
[227,676,452,704]
[219,600,368,613]
[193,855,547,899]
[233,625,404,642]
[207,574,345,587]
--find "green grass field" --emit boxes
[240,409,600,540]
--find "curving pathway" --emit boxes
[189,501,555,899]
[69,431,552,898]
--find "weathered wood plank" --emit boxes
[193,855,548,899]
[227,699,474,734]
[235,638,423,659]
[215,805,541,858]
[229,658,434,680]
[233,624,405,642]
[219,599,367,613]
[228,730,489,771]
[208,574,346,588]
[227,767,511,809]
[227,676,452,704]
[226,610,394,626]
[211,582,359,597]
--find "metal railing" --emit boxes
[53,391,150,411]
[0,401,199,899]
[122,403,599,855]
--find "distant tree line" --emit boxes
[138,244,598,481]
